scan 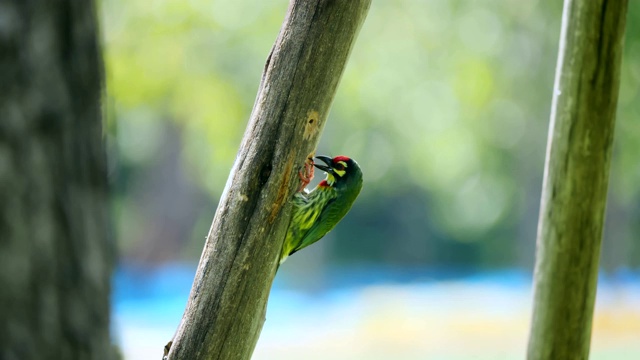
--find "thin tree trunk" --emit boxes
[0,1,114,360]
[165,1,371,359]
[527,1,628,359]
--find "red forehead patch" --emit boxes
[333,155,350,163]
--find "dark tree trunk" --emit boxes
[0,1,114,360]
[165,1,371,359]
[527,0,628,359]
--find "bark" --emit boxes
[0,1,114,360]
[165,1,371,359]
[527,1,628,359]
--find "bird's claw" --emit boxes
[297,156,315,192]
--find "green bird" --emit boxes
[280,155,363,264]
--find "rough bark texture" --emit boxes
[0,1,114,360]
[527,1,628,359]
[166,1,371,359]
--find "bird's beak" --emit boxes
[313,155,334,174]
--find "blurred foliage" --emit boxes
[101,0,640,269]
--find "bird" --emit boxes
[280,155,363,264]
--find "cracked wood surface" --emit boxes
[165,1,371,359]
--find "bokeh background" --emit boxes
[101,0,640,359]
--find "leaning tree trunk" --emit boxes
[527,1,628,359]
[0,1,114,360]
[165,1,371,359]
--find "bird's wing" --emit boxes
[289,197,338,255]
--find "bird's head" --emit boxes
[314,155,362,188]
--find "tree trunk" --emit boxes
[0,1,114,360]
[527,1,628,359]
[165,1,371,359]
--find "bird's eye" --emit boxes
[334,163,344,171]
